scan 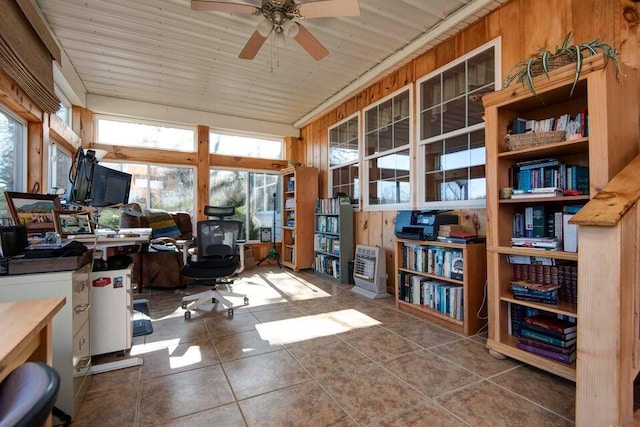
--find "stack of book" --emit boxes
[516,314,577,364]
[511,237,562,250]
[509,280,559,304]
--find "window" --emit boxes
[0,105,26,220]
[417,40,499,208]
[328,113,359,204]
[99,162,195,229]
[363,86,412,209]
[48,143,72,195]
[210,169,281,241]
[54,85,71,127]
[210,132,283,159]
[96,117,195,152]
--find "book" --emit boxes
[436,236,486,244]
[532,205,546,238]
[512,290,559,305]
[520,327,576,347]
[517,337,576,356]
[506,254,558,265]
[509,280,561,293]
[450,250,464,281]
[524,314,576,334]
[516,340,576,364]
[519,321,577,341]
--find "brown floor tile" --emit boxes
[429,338,520,377]
[286,335,372,377]
[87,365,140,392]
[138,403,246,427]
[491,365,576,421]
[383,350,482,398]
[318,363,425,425]
[202,311,260,338]
[340,325,419,361]
[369,402,467,427]
[238,381,354,426]
[138,339,221,379]
[251,304,305,323]
[437,381,573,427]
[143,315,209,344]
[72,384,138,427]
[138,365,235,424]
[223,349,311,400]
[382,319,463,349]
[214,329,283,362]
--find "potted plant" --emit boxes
[503,32,621,97]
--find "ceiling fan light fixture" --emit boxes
[256,18,273,37]
[275,30,286,47]
[281,20,299,38]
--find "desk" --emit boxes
[0,297,65,383]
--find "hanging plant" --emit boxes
[503,32,621,97]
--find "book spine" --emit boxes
[524,317,575,334]
[516,341,575,364]
[520,328,574,347]
[519,322,575,340]
[517,337,575,355]
[512,294,559,305]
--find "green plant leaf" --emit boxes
[570,45,582,96]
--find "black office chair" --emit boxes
[180,206,248,318]
[0,362,60,427]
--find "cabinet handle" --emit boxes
[75,303,90,313]
[77,280,86,293]
[75,356,91,371]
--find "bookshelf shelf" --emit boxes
[313,199,354,283]
[280,166,318,271]
[394,238,486,335]
[483,54,637,381]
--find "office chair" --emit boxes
[0,362,60,427]
[180,206,248,318]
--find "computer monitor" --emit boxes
[88,165,132,207]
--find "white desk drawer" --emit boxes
[72,265,90,335]
[72,319,91,397]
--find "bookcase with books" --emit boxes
[394,238,487,335]
[281,165,318,271]
[483,54,639,381]
[313,198,354,283]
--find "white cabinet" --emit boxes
[90,264,133,356]
[0,264,92,420]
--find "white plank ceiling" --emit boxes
[35,0,506,130]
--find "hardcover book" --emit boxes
[524,314,577,334]
[516,340,576,364]
[520,327,576,347]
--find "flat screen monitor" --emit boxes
[88,165,132,207]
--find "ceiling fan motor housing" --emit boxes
[260,0,299,24]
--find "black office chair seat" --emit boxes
[0,362,60,427]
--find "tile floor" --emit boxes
[69,266,576,427]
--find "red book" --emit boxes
[524,314,576,334]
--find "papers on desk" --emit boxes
[25,240,72,250]
[94,228,152,238]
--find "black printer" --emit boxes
[394,210,458,241]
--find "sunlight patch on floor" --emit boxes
[255,309,381,345]
[130,338,182,355]
[168,345,202,369]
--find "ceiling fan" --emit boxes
[191,0,360,60]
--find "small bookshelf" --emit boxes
[394,238,487,335]
[313,199,353,283]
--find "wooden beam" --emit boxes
[27,120,46,193]
[0,69,42,122]
[209,154,287,172]
[196,125,209,222]
[87,143,197,166]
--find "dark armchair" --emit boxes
[120,204,194,289]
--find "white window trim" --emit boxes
[328,111,360,208]
[362,84,413,212]
[47,142,72,195]
[209,129,284,160]
[415,37,501,210]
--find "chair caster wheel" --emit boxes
[181,302,187,309]
[184,311,191,319]
[244,297,249,305]
[228,308,234,316]
[212,298,217,303]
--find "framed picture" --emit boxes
[53,210,94,238]
[260,227,272,243]
[4,192,62,234]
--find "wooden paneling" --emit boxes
[0,69,42,122]
[299,0,637,295]
[196,125,209,221]
[27,120,46,193]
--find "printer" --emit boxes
[394,210,458,241]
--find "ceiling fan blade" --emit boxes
[239,30,268,60]
[297,0,360,19]
[191,1,259,14]
[293,23,329,61]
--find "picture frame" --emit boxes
[260,227,272,243]
[4,192,62,234]
[53,210,94,238]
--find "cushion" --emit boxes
[143,209,181,239]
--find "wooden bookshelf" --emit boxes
[394,238,487,335]
[483,54,639,381]
[313,199,354,283]
[281,165,318,271]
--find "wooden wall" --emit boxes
[298,0,640,293]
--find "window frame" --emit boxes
[415,38,501,210]
[209,129,284,160]
[95,114,196,152]
[0,102,27,194]
[328,111,360,208]
[362,84,413,211]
